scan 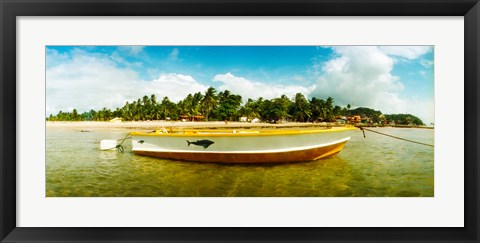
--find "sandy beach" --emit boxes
[46,120,337,131]
[45,121,433,131]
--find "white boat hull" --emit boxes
[131,127,355,163]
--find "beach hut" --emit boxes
[180,115,205,122]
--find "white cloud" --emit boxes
[46,48,70,67]
[213,72,314,101]
[420,58,434,68]
[145,73,208,102]
[46,49,208,115]
[310,46,434,124]
[168,48,179,61]
[117,46,144,56]
[405,99,435,125]
[379,46,432,60]
[312,46,402,105]
[47,49,142,114]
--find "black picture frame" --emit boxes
[1,0,479,242]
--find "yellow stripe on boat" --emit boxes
[130,126,357,137]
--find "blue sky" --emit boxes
[46,46,434,123]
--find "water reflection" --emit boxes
[46,128,434,197]
[98,150,121,160]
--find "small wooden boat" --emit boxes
[130,126,356,163]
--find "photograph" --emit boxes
[46,45,435,197]
[2,0,478,241]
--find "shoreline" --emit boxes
[46,121,433,130]
[46,121,334,130]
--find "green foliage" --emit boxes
[384,114,424,125]
[214,90,242,121]
[308,96,336,122]
[201,87,218,120]
[290,93,311,122]
[239,98,261,119]
[46,88,424,125]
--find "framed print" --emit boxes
[43,44,436,198]
[1,0,479,242]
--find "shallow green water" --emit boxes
[46,127,434,197]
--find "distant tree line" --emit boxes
[383,114,424,126]
[46,87,424,125]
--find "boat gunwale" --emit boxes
[130,126,357,137]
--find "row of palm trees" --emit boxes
[47,87,350,122]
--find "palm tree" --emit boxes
[215,90,242,121]
[270,95,291,122]
[148,94,160,120]
[309,97,325,121]
[201,87,218,120]
[132,100,140,120]
[141,95,153,120]
[239,98,261,120]
[150,94,157,105]
[291,93,311,122]
[325,97,335,122]
[72,109,79,121]
[183,94,194,117]
[160,96,176,120]
[192,92,204,117]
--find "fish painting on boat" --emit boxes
[130,126,356,163]
[186,139,215,149]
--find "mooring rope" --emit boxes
[115,133,132,152]
[358,127,434,147]
[101,133,132,152]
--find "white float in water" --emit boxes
[100,140,118,151]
